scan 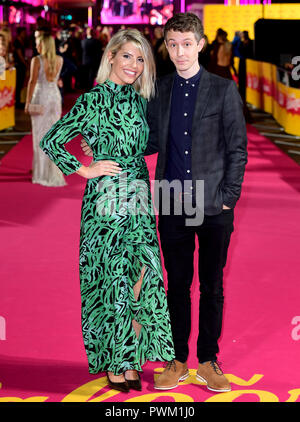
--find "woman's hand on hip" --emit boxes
[76,161,121,179]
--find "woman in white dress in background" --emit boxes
[25,34,66,187]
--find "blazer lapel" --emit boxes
[159,73,175,152]
[191,68,212,137]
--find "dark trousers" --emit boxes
[158,208,234,363]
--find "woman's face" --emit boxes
[108,42,144,86]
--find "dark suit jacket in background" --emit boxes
[81,38,102,69]
[145,68,248,216]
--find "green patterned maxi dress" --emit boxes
[40,80,175,375]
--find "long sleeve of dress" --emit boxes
[40,93,89,176]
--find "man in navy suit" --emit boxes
[145,13,247,393]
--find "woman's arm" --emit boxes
[40,94,121,178]
[25,57,39,113]
[40,94,90,175]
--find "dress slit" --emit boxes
[132,265,146,339]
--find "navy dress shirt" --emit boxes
[164,67,202,195]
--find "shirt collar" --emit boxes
[175,66,202,87]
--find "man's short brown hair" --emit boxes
[164,13,204,42]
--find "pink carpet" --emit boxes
[0,119,300,402]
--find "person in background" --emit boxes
[0,25,13,61]
[31,17,51,57]
[198,34,210,70]
[153,25,174,77]
[0,33,6,57]
[68,25,83,89]
[58,40,77,96]
[13,27,27,108]
[81,27,101,91]
[152,26,163,49]
[25,34,65,187]
[208,29,236,80]
[238,30,254,122]
[0,33,13,69]
[143,26,152,44]
[232,30,242,60]
[238,30,254,102]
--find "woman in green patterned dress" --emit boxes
[40,29,175,392]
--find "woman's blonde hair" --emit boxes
[37,34,57,77]
[96,28,156,100]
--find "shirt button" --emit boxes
[180,83,183,87]
[184,131,188,135]
[184,113,187,116]
[187,170,190,173]
[185,151,188,155]
[186,81,189,84]
[192,84,195,87]
[190,186,193,190]
[185,93,189,97]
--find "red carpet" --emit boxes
[0,120,300,402]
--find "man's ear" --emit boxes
[198,37,206,53]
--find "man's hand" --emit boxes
[81,139,93,157]
[223,205,231,210]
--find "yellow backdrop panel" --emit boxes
[0,68,16,131]
[203,5,300,43]
[246,59,300,136]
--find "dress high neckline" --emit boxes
[104,79,133,93]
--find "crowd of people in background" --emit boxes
[0,17,255,113]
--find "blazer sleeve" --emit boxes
[40,93,89,176]
[222,81,248,208]
[144,93,159,156]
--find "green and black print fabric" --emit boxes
[40,80,175,374]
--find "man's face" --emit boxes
[165,30,204,75]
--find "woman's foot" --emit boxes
[106,372,130,393]
[124,370,142,391]
[107,372,126,382]
[124,370,139,380]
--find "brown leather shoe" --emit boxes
[196,361,231,392]
[154,360,190,390]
